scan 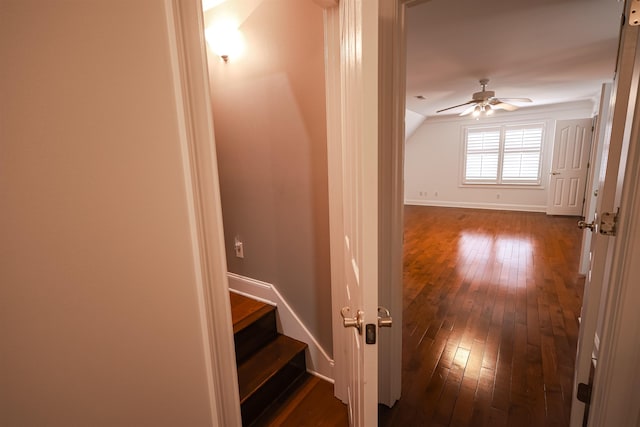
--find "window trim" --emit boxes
[461,122,545,187]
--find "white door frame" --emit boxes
[167,1,241,425]
[377,0,407,408]
[319,0,349,403]
[586,11,640,424]
[579,84,613,275]
[589,94,640,425]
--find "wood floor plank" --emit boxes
[381,206,584,427]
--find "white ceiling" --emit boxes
[405,0,624,118]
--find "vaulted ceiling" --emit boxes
[405,0,624,118]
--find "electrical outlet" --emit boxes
[234,237,244,258]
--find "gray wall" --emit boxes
[205,0,333,354]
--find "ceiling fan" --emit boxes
[436,79,532,116]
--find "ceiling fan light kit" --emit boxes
[436,79,532,117]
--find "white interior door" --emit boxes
[569,9,640,427]
[323,1,381,426]
[340,2,380,425]
[547,118,593,216]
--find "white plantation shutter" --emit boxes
[502,125,543,183]
[464,128,500,181]
[463,123,544,185]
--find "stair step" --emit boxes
[230,293,278,363]
[253,375,349,427]
[231,292,274,333]
[238,334,308,426]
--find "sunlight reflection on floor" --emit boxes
[457,232,533,286]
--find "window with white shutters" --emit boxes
[463,123,544,185]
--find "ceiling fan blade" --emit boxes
[492,102,520,111]
[459,104,477,116]
[436,100,476,113]
[495,97,532,103]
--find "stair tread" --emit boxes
[237,334,307,403]
[254,376,348,427]
[230,292,276,334]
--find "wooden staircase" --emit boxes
[230,292,310,426]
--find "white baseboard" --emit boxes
[404,199,547,213]
[227,273,334,382]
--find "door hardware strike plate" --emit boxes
[600,211,618,236]
[365,324,376,344]
[631,0,640,26]
[577,382,592,404]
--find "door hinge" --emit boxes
[577,382,592,404]
[600,210,619,236]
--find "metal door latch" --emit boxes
[577,219,596,232]
[377,306,393,328]
[341,307,363,334]
[578,212,597,232]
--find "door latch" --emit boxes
[577,219,596,232]
[377,306,393,328]
[341,307,363,334]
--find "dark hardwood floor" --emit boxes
[250,206,584,426]
[380,206,584,427]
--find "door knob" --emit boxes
[341,307,363,334]
[578,220,595,231]
[551,171,560,175]
[377,306,392,328]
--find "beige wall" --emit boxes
[404,101,595,211]
[0,1,216,424]
[205,0,333,353]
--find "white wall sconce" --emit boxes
[205,20,245,63]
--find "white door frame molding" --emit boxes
[579,84,613,275]
[319,2,349,403]
[570,4,640,425]
[377,0,407,408]
[165,1,241,425]
[587,21,640,426]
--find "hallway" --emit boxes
[380,206,584,427]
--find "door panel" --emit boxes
[325,1,380,425]
[324,0,404,420]
[547,119,593,215]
